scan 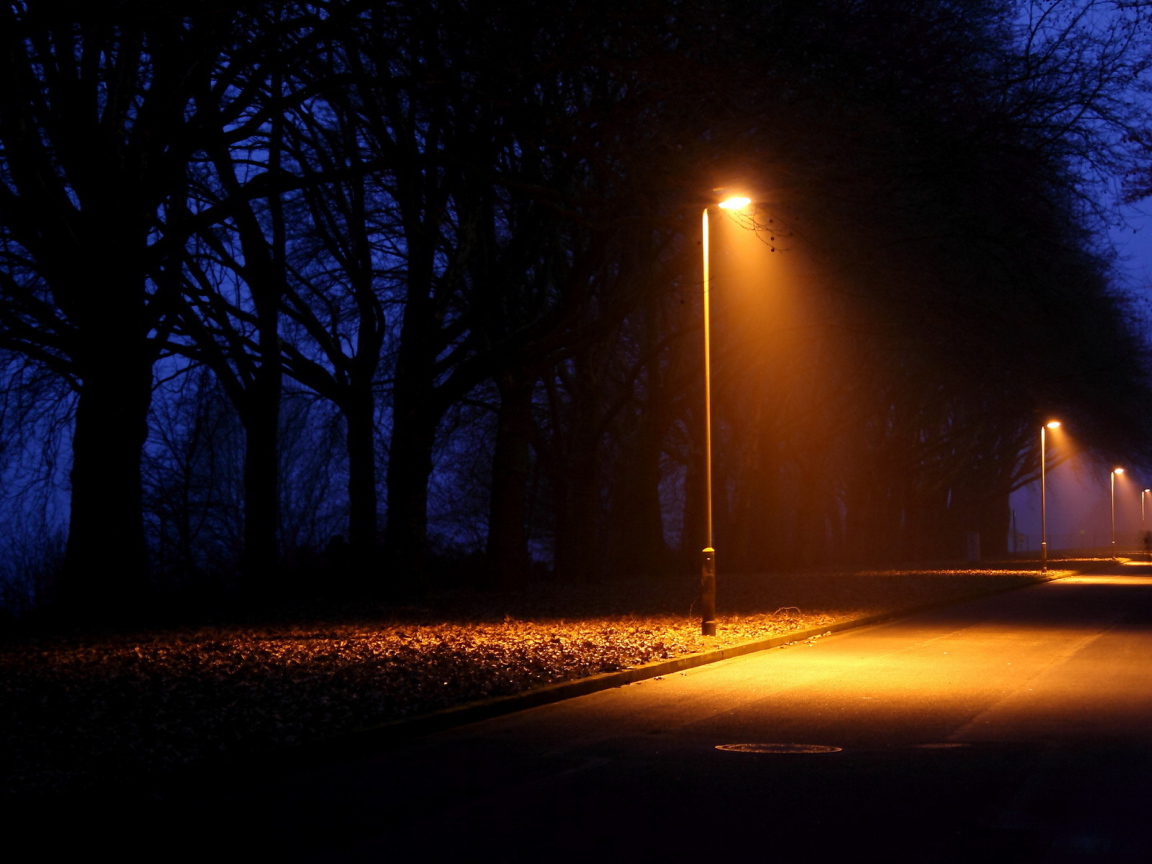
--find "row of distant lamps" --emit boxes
[1041,420,1142,571]
[698,195,1139,637]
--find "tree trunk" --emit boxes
[239,358,281,591]
[383,399,437,593]
[61,329,153,614]
[485,371,535,589]
[383,233,440,594]
[344,383,379,587]
[608,411,670,581]
[549,374,604,585]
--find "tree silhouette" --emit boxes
[0,2,242,611]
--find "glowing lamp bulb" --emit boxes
[718,196,751,209]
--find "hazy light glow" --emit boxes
[1046,421,1061,429]
[718,196,751,210]
[1115,468,1125,475]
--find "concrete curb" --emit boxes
[298,562,1121,758]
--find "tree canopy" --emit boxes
[1,0,1151,618]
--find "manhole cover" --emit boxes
[715,743,842,754]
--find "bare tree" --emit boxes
[0,2,242,612]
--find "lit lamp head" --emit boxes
[1115,468,1125,476]
[717,196,751,210]
[1046,421,1061,429]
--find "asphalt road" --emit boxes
[160,562,1152,862]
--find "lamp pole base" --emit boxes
[701,547,716,636]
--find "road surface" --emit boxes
[166,563,1152,862]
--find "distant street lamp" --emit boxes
[1111,467,1124,559]
[1144,489,1151,559]
[700,194,751,637]
[1040,421,1060,572]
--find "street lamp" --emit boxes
[1111,467,1124,559]
[1040,421,1060,572]
[1144,489,1151,559]
[700,194,751,637]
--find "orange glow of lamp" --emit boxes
[718,197,751,210]
[700,193,751,637]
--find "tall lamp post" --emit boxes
[1111,467,1124,559]
[700,194,750,637]
[1040,421,1060,572]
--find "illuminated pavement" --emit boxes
[173,563,1152,861]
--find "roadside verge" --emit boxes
[307,561,1120,754]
